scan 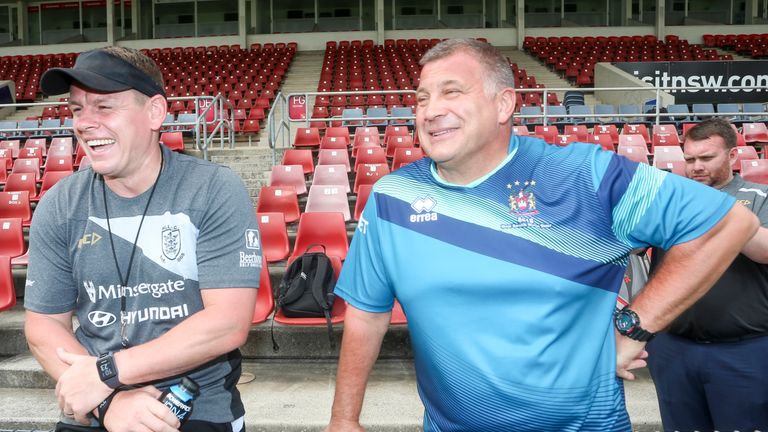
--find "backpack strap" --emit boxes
[308,254,336,350]
[272,254,313,352]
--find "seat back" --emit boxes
[256,186,301,223]
[0,256,16,312]
[741,159,768,184]
[291,212,349,261]
[312,164,351,193]
[269,165,307,195]
[305,184,351,221]
[256,212,290,263]
[0,191,32,226]
[0,218,24,258]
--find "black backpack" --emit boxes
[271,244,337,351]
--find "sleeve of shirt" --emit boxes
[749,184,768,227]
[334,189,395,313]
[24,190,78,314]
[593,151,736,250]
[195,167,261,290]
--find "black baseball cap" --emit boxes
[40,49,165,97]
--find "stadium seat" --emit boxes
[741,159,768,184]
[512,125,530,136]
[43,156,75,175]
[562,125,589,142]
[617,136,650,164]
[594,104,617,124]
[692,103,716,121]
[0,218,24,258]
[383,126,410,143]
[652,146,684,165]
[160,132,185,152]
[290,212,349,261]
[317,149,351,172]
[384,135,415,158]
[519,106,543,126]
[533,125,558,144]
[293,127,321,148]
[23,138,47,156]
[0,256,16,312]
[256,186,301,223]
[324,127,352,146]
[256,212,290,263]
[269,165,307,195]
[554,135,578,146]
[594,124,620,144]
[587,134,615,152]
[282,149,315,175]
[742,103,768,122]
[654,160,686,176]
[0,191,32,226]
[305,184,351,221]
[354,147,388,172]
[665,104,692,126]
[312,164,351,193]
[568,105,596,128]
[716,103,742,123]
[0,140,20,159]
[11,158,40,181]
[354,163,390,193]
[365,107,389,129]
[17,146,43,163]
[391,147,425,170]
[354,184,373,221]
[390,106,414,127]
[38,170,73,200]
[342,108,365,129]
[621,124,651,144]
[251,261,274,324]
[4,173,38,200]
[731,146,759,171]
[319,135,349,150]
[743,123,768,144]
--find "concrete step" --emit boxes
[0,358,662,431]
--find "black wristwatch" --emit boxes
[96,352,123,389]
[614,307,655,342]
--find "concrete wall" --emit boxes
[594,62,675,108]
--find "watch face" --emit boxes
[99,358,116,379]
[615,311,636,333]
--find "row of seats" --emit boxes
[523,35,731,87]
[517,102,768,130]
[703,33,768,59]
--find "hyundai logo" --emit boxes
[88,311,117,328]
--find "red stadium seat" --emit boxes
[290,212,349,261]
[251,260,274,324]
[594,124,620,144]
[43,156,74,175]
[384,135,415,158]
[743,123,768,144]
[312,164,351,193]
[324,127,351,145]
[354,147,388,172]
[293,127,322,148]
[512,125,530,136]
[0,140,20,159]
[39,170,73,200]
[160,132,185,152]
[282,149,315,175]
[731,146,759,171]
[317,149,351,172]
[0,191,32,226]
[354,184,373,221]
[256,186,301,223]
[741,159,768,185]
[562,125,589,142]
[534,125,558,144]
[305,184,351,221]
[354,163,390,193]
[392,147,425,170]
[652,145,684,165]
[587,134,616,152]
[256,212,290,263]
[621,124,651,144]
[11,158,40,181]
[0,218,24,258]
[4,173,38,201]
[654,160,686,176]
[269,165,307,195]
[0,256,16,312]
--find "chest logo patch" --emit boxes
[503,180,551,229]
[161,225,182,261]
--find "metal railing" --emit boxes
[0,94,234,160]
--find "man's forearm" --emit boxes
[631,203,758,331]
[116,287,256,385]
[330,306,391,424]
[25,311,88,381]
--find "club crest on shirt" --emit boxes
[502,180,551,229]
[161,225,182,261]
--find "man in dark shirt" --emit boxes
[647,117,768,432]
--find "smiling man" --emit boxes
[24,47,260,432]
[647,118,768,431]
[325,39,757,431]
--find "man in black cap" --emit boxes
[24,46,260,432]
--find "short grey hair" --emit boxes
[419,38,516,96]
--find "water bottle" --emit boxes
[159,376,199,425]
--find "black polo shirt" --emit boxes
[653,175,768,342]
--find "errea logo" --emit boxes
[410,196,438,223]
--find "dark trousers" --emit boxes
[647,332,768,432]
[55,420,245,432]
